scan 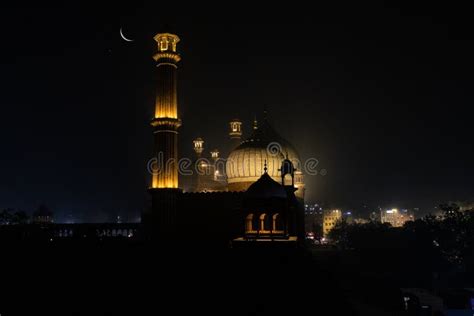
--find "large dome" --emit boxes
[226,119,304,199]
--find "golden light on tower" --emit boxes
[229,119,242,138]
[193,137,204,156]
[229,118,243,151]
[150,32,181,189]
[152,33,181,120]
[210,149,219,159]
[145,31,184,241]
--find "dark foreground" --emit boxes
[1,240,472,315]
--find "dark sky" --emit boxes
[0,2,472,219]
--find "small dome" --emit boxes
[246,172,287,199]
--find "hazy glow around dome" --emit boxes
[225,118,304,199]
[227,147,298,182]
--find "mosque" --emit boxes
[144,32,305,246]
[183,114,305,200]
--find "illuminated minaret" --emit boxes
[147,32,182,240]
[150,33,181,189]
[210,149,221,181]
[210,149,219,162]
[229,118,242,151]
[193,137,204,158]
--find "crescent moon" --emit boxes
[120,28,134,42]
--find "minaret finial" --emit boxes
[264,160,268,173]
[263,105,268,121]
[193,137,204,157]
[229,119,242,138]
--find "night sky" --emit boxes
[1,2,472,220]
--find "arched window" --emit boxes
[283,173,293,186]
[245,214,254,233]
[160,39,169,51]
[272,213,284,233]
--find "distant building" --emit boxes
[323,209,342,237]
[369,211,380,222]
[304,203,323,235]
[380,209,414,227]
[353,218,369,224]
[342,211,353,224]
[32,205,53,224]
[455,201,474,212]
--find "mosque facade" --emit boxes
[145,32,305,245]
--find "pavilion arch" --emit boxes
[272,213,283,232]
[259,213,267,231]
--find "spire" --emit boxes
[264,160,268,173]
[253,114,258,130]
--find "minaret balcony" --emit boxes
[150,117,182,130]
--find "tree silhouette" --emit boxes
[0,209,14,225]
[12,211,29,225]
[0,209,30,225]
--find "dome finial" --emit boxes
[264,160,268,173]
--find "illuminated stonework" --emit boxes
[153,52,181,63]
[226,119,305,199]
[150,117,181,129]
[228,118,243,152]
[193,137,204,156]
[381,209,414,227]
[154,33,180,52]
[210,149,219,159]
[151,32,181,189]
[153,33,181,120]
[144,32,306,243]
[229,119,242,138]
